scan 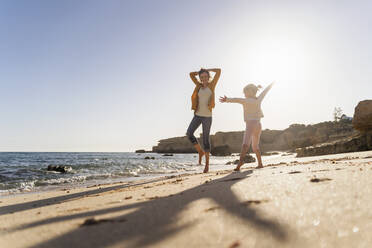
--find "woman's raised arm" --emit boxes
[208,68,221,89]
[189,71,199,85]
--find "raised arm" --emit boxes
[189,71,200,85]
[208,68,221,89]
[219,95,254,104]
[257,82,274,102]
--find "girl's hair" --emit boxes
[243,84,262,97]
[198,68,210,78]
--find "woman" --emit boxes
[186,68,221,173]
[220,82,274,171]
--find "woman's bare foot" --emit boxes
[198,151,205,165]
[203,165,209,173]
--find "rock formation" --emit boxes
[353,100,372,132]
[296,100,372,157]
[211,145,232,156]
[152,136,195,153]
[296,134,372,157]
[226,154,256,165]
[152,120,355,154]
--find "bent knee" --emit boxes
[242,144,249,150]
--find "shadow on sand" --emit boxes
[9,171,290,247]
[0,178,165,215]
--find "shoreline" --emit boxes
[2,150,371,198]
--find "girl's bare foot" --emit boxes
[255,164,264,169]
[203,165,209,173]
[234,164,242,171]
[198,151,205,165]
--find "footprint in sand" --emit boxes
[107,201,122,205]
[204,206,220,212]
[288,171,302,174]
[229,241,241,248]
[240,199,269,206]
[80,217,127,227]
[310,178,332,183]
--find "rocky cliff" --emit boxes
[296,100,372,157]
[152,120,355,154]
[353,100,372,132]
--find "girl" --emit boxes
[186,68,221,173]
[219,82,274,171]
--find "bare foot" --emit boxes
[198,151,205,165]
[203,165,209,173]
[234,165,241,172]
[255,165,264,169]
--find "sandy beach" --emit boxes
[1,151,372,248]
[3,1,372,247]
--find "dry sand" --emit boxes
[1,151,372,248]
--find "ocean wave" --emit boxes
[0,152,236,194]
[35,175,88,186]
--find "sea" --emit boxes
[0,152,244,196]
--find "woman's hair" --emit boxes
[198,68,210,78]
[243,84,262,97]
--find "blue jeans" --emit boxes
[186,115,212,152]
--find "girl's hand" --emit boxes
[219,95,227,103]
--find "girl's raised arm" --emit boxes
[258,82,274,102]
[219,95,248,104]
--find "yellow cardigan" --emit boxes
[191,80,218,112]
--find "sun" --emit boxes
[248,33,309,82]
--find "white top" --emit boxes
[226,83,273,122]
[195,86,212,117]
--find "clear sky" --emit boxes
[1,0,371,152]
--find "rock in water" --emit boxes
[144,156,155,160]
[47,165,72,173]
[353,100,372,132]
[211,145,232,156]
[162,154,174,156]
[226,154,256,165]
[135,149,146,153]
[240,154,256,164]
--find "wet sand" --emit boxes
[1,151,372,248]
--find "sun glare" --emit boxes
[226,29,312,95]
[255,37,307,80]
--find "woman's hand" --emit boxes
[219,95,227,103]
[207,68,221,73]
